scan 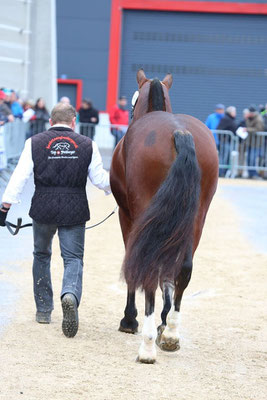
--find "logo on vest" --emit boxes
[46,136,79,160]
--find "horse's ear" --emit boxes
[162,73,173,89]
[136,69,147,88]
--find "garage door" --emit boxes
[119,10,267,122]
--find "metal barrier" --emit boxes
[0,126,7,170]
[2,119,27,161]
[77,123,128,169]
[0,120,129,172]
[213,129,267,178]
[212,130,236,178]
[3,121,265,178]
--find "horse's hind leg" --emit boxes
[119,289,138,334]
[158,247,193,352]
[118,208,139,334]
[137,290,157,364]
[156,280,174,347]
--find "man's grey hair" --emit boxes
[226,106,236,115]
[243,108,249,116]
[51,103,76,124]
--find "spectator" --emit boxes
[23,100,36,139]
[205,104,225,147]
[60,96,71,105]
[3,88,12,108]
[0,90,14,125]
[236,108,250,178]
[217,106,237,134]
[260,103,267,131]
[10,90,23,119]
[238,108,250,129]
[79,99,99,140]
[30,97,50,135]
[109,96,129,148]
[23,100,35,123]
[217,106,237,177]
[245,105,264,179]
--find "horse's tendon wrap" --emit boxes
[123,129,201,292]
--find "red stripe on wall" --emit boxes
[106,0,267,111]
[122,1,267,15]
[106,0,122,112]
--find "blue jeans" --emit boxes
[247,147,259,177]
[219,142,231,177]
[32,221,85,313]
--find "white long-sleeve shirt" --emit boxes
[2,132,111,204]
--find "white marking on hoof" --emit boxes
[137,313,157,364]
[160,310,180,352]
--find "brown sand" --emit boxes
[0,180,266,400]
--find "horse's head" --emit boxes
[131,69,173,122]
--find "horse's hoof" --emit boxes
[136,356,156,364]
[156,324,165,348]
[158,336,180,352]
[119,317,138,334]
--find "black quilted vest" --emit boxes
[29,127,93,226]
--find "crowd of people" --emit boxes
[0,89,130,149]
[1,87,267,178]
[206,103,267,179]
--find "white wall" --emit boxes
[0,0,57,110]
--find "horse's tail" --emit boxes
[123,130,201,292]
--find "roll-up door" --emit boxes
[120,10,267,121]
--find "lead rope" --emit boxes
[85,205,118,230]
[5,206,118,236]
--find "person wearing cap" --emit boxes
[0,90,14,125]
[0,102,111,337]
[244,105,264,179]
[78,98,99,139]
[109,96,129,149]
[205,104,225,147]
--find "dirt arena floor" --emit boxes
[0,180,266,400]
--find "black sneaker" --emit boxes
[61,293,79,338]
[36,311,51,324]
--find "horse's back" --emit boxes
[112,111,218,223]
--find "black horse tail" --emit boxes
[123,130,201,292]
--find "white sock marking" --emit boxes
[138,313,157,362]
[162,309,180,341]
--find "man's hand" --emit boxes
[0,210,8,226]
[0,204,11,227]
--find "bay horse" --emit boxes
[110,69,218,363]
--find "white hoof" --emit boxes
[158,310,180,352]
[137,341,156,364]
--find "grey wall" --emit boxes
[29,0,58,112]
[56,0,111,110]
[0,0,57,110]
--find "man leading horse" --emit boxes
[0,102,111,337]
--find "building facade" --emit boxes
[0,0,57,111]
[57,0,267,121]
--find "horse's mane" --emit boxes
[148,79,166,112]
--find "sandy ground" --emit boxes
[0,181,267,400]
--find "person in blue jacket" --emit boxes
[205,104,225,147]
[10,91,23,119]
